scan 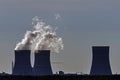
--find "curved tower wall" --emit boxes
[12,50,32,75]
[34,50,53,75]
[90,46,112,75]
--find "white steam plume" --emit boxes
[55,13,61,20]
[15,16,64,53]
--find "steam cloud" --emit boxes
[15,16,64,53]
[55,13,61,20]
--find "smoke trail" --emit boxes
[15,16,64,53]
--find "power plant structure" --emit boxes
[12,46,113,75]
[12,50,53,75]
[33,50,53,75]
[12,50,32,75]
[90,46,112,75]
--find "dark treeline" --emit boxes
[0,75,120,80]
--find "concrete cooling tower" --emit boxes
[33,50,53,75]
[90,46,112,75]
[12,50,32,75]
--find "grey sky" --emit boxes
[0,0,120,74]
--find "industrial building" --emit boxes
[12,50,32,75]
[12,50,53,75]
[33,50,53,75]
[90,46,112,75]
[12,46,113,75]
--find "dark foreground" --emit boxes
[0,75,120,80]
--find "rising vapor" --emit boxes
[55,13,61,20]
[15,16,64,53]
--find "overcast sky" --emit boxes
[0,0,120,74]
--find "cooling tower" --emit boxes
[34,50,53,75]
[90,46,112,75]
[12,50,32,75]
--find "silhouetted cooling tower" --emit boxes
[12,50,32,75]
[90,46,112,75]
[34,50,53,75]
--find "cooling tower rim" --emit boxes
[34,50,50,53]
[14,50,31,51]
[92,46,109,48]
